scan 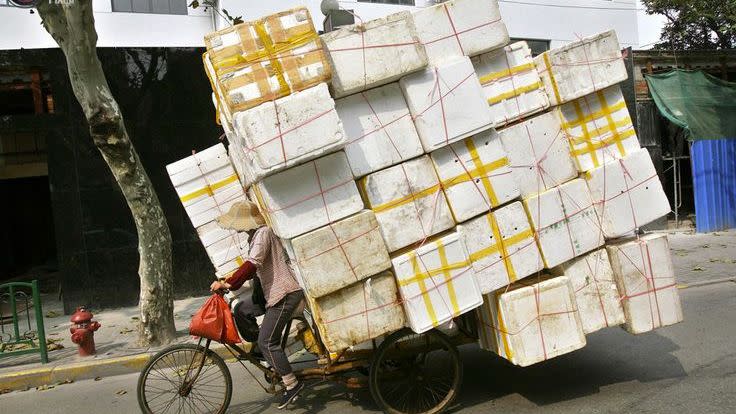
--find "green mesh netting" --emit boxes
[645,70,736,141]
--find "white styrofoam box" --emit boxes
[231,83,346,181]
[287,210,391,298]
[498,111,578,198]
[196,221,250,268]
[392,231,482,334]
[321,11,428,98]
[471,41,550,128]
[360,156,455,252]
[336,83,424,177]
[458,202,543,294]
[606,234,683,334]
[551,249,625,334]
[215,256,246,280]
[249,151,363,240]
[412,0,508,66]
[400,56,494,152]
[534,30,628,106]
[312,271,406,352]
[585,148,670,239]
[430,130,519,222]
[476,275,586,367]
[167,144,247,228]
[524,179,604,269]
[558,85,640,172]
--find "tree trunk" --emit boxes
[37,0,176,346]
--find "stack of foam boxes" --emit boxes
[170,0,683,361]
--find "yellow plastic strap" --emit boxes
[481,214,531,282]
[495,292,513,360]
[542,52,562,104]
[253,21,291,96]
[370,184,441,214]
[572,101,600,168]
[409,252,438,327]
[398,258,471,287]
[250,184,274,228]
[469,227,534,266]
[569,117,633,146]
[213,31,318,74]
[465,139,502,206]
[478,62,536,85]
[436,241,461,317]
[561,100,627,129]
[202,52,223,126]
[440,157,509,193]
[571,129,636,156]
[235,256,244,266]
[596,91,627,156]
[179,174,239,203]
[487,81,543,106]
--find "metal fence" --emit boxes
[0,280,48,363]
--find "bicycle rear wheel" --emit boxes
[137,343,232,414]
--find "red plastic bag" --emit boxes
[189,294,241,344]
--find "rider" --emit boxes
[210,200,306,409]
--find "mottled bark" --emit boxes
[37,0,175,346]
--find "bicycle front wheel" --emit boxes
[137,343,233,414]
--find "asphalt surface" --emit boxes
[2,280,734,414]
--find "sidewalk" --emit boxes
[1,228,734,392]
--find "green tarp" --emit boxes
[645,70,736,141]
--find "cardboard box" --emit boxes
[524,179,604,268]
[400,56,493,152]
[204,7,330,117]
[430,129,519,223]
[457,202,543,294]
[392,231,482,334]
[360,156,455,252]
[412,0,508,66]
[472,41,549,127]
[336,83,424,177]
[287,210,391,298]
[499,111,578,198]
[321,11,428,98]
[534,30,627,106]
[558,85,640,172]
[231,83,346,182]
[551,249,625,334]
[250,151,363,239]
[585,148,671,238]
[477,275,586,367]
[606,234,683,334]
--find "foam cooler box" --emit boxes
[203,7,330,117]
[534,30,628,106]
[430,129,518,222]
[457,202,543,294]
[167,144,246,229]
[412,0,508,66]
[392,232,482,334]
[336,83,424,178]
[360,156,455,252]
[231,83,346,181]
[311,271,406,352]
[558,85,640,172]
[249,151,363,239]
[551,249,625,334]
[285,210,391,298]
[499,111,578,198]
[400,56,493,152]
[606,234,683,334]
[321,11,428,98]
[472,41,549,127]
[585,148,671,238]
[476,275,586,367]
[524,178,604,268]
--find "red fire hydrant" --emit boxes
[70,307,101,356]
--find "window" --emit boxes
[510,38,550,57]
[111,0,188,15]
[357,0,416,5]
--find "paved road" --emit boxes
[2,281,734,414]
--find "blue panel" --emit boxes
[691,139,736,233]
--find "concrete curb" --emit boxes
[0,344,238,392]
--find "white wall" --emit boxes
[0,0,213,50]
[0,0,642,50]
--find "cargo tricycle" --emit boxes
[137,294,476,414]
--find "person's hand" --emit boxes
[210,281,229,292]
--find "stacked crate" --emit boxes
[169,0,683,360]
